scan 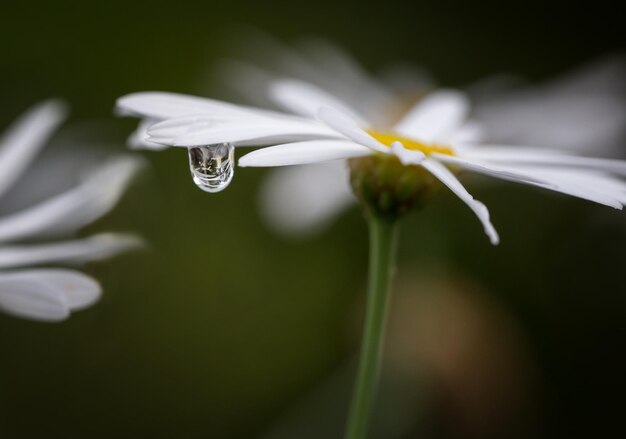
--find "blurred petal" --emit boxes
[270,79,365,122]
[260,162,355,236]
[472,56,626,154]
[0,156,144,243]
[447,122,484,146]
[239,140,371,167]
[0,100,67,198]
[0,269,100,321]
[394,90,469,143]
[420,158,499,245]
[0,233,142,269]
[216,59,278,109]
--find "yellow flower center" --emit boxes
[367,130,455,156]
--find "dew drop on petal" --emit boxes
[187,144,235,193]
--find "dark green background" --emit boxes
[1,1,624,438]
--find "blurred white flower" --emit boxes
[117,88,626,245]
[0,100,143,322]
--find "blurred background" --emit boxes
[1,1,625,438]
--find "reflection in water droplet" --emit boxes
[188,144,235,193]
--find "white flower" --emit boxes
[216,38,626,237]
[0,100,143,322]
[117,89,626,245]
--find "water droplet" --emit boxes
[188,144,235,193]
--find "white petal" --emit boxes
[472,56,626,155]
[495,166,626,209]
[464,146,626,176]
[270,79,366,123]
[238,140,372,167]
[0,269,100,321]
[116,91,288,121]
[0,100,67,198]
[147,113,339,147]
[420,158,499,245]
[436,154,624,209]
[294,38,395,126]
[296,38,390,98]
[461,146,573,161]
[447,122,484,146]
[433,154,550,185]
[393,90,469,143]
[259,162,355,236]
[0,272,68,321]
[0,156,144,243]
[317,106,388,153]
[216,59,278,109]
[117,92,247,119]
[0,233,142,269]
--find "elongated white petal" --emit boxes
[0,100,67,198]
[393,90,469,143]
[435,154,624,209]
[148,113,339,147]
[420,158,499,245]
[260,162,355,236]
[0,269,100,321]
[465,147,626,176]
[0,233,142,269]
[317,106,388,153]
[433,154,551,185]
[239,140,371,167]
[495,166,626,209]
[116,91,288,121]
[117,92,248,119]
[0,156,144,243]
[270,79,366,123]
[461,146,572,160]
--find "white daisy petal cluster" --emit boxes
[218,38,625,237]
[118,84,626,245]
[0,101,143,322]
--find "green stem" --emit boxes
[345,213,398,439]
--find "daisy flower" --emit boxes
[215,37,626,237]
[0,100,143,322]
[118,53,626,439]
[117,87,626,245]
[211,37,626,237]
